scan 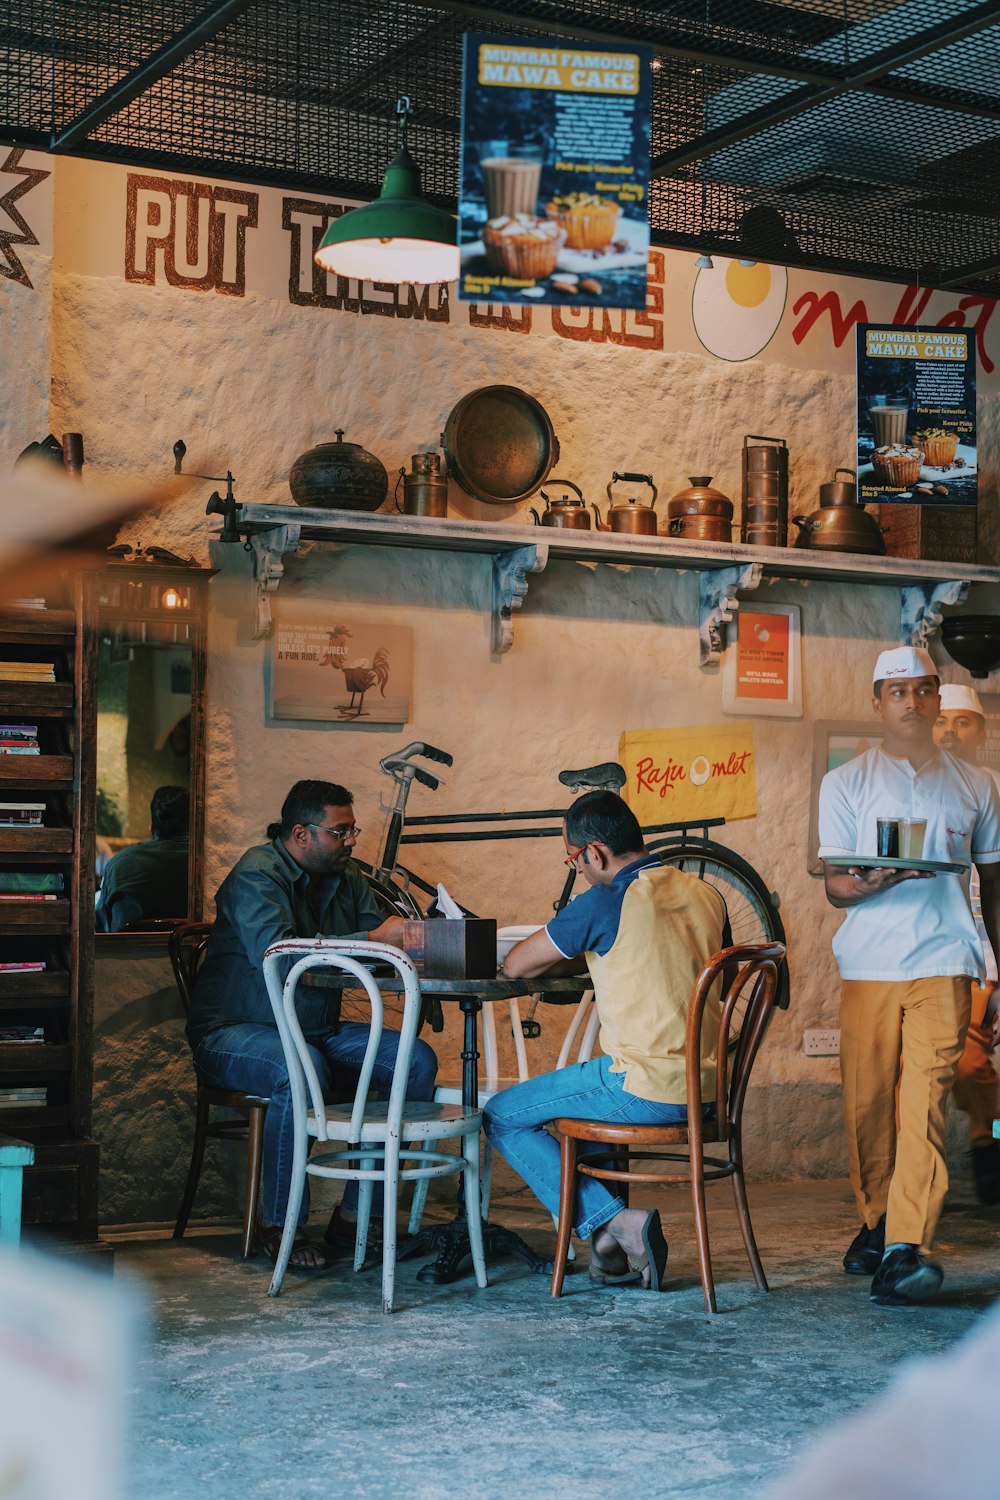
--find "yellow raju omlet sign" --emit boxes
[619,724,758,824]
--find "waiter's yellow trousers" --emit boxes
[840,977,971,1250]
[951,984,998,1148]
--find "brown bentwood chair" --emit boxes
[169,920,269,1259]
[550,941,786,1313]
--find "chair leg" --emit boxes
[731,1158,769,1292]
[174,1089,211,1239]
[550,1133,577,1298]
[407,1138,436,1233]
[267,1163,307,1298]
[462,1131,489,1289]
[690,1157,718,1314]
[356,1164,376,1272]
[480,1138,492,1221]
[381,1150,399,1314]
[241,1105,266,1260]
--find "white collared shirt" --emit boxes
[818,746,1000,982]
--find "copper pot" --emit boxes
[530,478,592,529]
[592,472,659,535]
[289,428,388,512]
[668,513,733,543]
[666,475,734,520]
[818,467,859,507]
[793,467,885,554]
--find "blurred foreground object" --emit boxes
[0,1243,141,1499]
[0,460,179,603]
[760,1297,1000,1499]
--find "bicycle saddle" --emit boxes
[558,762,627,793]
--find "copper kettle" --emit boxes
[592,472,659,535]
[792,467,886,555]
[530,478,592,529]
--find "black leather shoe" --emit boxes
[971,1142,1000,1207]
[870,1247,943,1306]
[843,1217,885,1275]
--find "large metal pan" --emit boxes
[442,385,560,505]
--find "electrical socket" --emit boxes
[803,1028,840,1057]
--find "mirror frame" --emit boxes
[89,562,212,944]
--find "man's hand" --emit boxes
[504,928,585,979]
[369,914,406,946]
[823,863,934,909]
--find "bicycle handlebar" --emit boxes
[379,741,453,771]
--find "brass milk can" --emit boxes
[396,451,449,518]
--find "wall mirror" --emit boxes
[91,563,211,938]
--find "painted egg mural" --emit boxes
[692,257,788,362]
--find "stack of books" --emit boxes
[0,802,45,827]
[0,661,56,683]
[0,960,47,973]
[0,1087,47,1110]
[0,1026,45,1044]
[0,723,40,755]
[0,873,64,896]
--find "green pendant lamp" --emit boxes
[314,96,459,285]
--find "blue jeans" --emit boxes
[483,1055,701,1240]
[192,1023,438,1227]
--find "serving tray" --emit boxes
[823,854,967,875]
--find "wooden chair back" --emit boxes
[168,920,214,1016]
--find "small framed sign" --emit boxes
[723,604,802,719]
[266,602,412,727]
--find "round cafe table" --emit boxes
[304,969,591,1282]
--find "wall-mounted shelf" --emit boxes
[230,505,1000,666]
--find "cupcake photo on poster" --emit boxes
[458,32,651,310]
[856,324,977,507]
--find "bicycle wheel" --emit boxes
[648,837,790,1036]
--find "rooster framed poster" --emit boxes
[266,604,412,726]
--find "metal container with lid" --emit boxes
[442,385,559,505]
[395,451,448,518]
[289,429,388,512]
[530,478,592,529]
[666,476,733,542]
[792,466,886,555]
[741,434,788,546]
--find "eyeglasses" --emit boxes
[309,823,361,840]
[564,843,588,867]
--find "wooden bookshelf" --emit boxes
[0,592,98,1243]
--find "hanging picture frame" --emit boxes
[722,603,802,719]
[266,600,412,727]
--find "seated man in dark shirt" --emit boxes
[96,784,189,931]
[186,778,438,1271]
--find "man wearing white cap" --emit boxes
[818,646,1000,1306]
[933,683,1000,1204]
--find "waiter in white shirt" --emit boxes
[933,683,1000,1204]
[818,646,1000,1306]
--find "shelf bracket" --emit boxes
[248,524,301,639]
[900,580,970,650]
[698,563,763,668]
[492,543,548,654]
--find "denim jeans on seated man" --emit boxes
[193,1021,438,1227]
[484,1055,711,1238]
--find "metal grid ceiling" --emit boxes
[2,0,1000,293]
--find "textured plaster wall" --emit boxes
[5,150,998,1223]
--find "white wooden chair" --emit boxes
[262,938,487,1313]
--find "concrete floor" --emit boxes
[111,1178,1000,1500]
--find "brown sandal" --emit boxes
[257,1222,335,1273]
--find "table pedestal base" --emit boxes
[398,1214,552,1284]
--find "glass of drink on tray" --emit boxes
[479,142,543,220]
[898,818,927,861]
[868,395,909,448]
[876,817,900,858]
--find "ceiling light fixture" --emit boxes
[314,96,459,285]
